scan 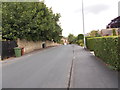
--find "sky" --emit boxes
[40,0,119,37]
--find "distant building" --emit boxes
[87,16,120,36]
[100,16,120,36]
[61,37,68,45]
[100,28,119,36]
[85,33,90,36]
[106,16,120,28]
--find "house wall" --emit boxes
[101,28,119,36]
[61,38,68,44]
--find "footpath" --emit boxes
[70,45,118,88]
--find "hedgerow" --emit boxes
[86,36,119,70]
[86,37,94,51]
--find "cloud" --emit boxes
[118,1,120,16]
[85,4,110,14]
[74,4,110,15]
[44,0,118,36]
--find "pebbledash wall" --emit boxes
[17,39,60,54]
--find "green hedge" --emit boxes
[86,37,94,51]
[86,36,119,70]
[94,36,119,70]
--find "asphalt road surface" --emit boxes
[70,45,118,88]
[2,45,118,88]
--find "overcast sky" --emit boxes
[41,0,119,37]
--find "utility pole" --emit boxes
[82,0,86,48]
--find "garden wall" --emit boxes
[17,39,59,54]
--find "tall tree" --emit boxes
[2,2,62,42]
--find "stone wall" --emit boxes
[17,39,43,54]
[17,39,60,54]
[46,41,60,47]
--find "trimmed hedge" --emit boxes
[86,36,120,70]
[86,37,94,51]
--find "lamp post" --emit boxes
[82,0,86,48]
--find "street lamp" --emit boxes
[82,0,86,48]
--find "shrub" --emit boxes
[86,37,94,51]
[112,28,117,36]
[76,40,84,47]
[86,36,119,70]
[94,36,119,70]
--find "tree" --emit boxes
[68,34,76,44]
[112,28,117,36]
[2,2,62,42]
[76,34,84,46]
[77,34,84,40]
[67,33,84,46]
[89,30,101,37]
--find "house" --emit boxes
[61,37,68,45]
[100,16,120,36]
[100,28,119,36]
[106,16,120,28]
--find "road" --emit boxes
[2,45,118,88]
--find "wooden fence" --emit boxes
[1,41,18,60]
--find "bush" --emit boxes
[86,37,94,51]
[76,40,84,47]
[86,36,119,70]
[94,36,119,70]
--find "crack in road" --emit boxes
[67,45,75,90]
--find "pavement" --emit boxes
[70,45,118,88]
[2,45,118,88]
